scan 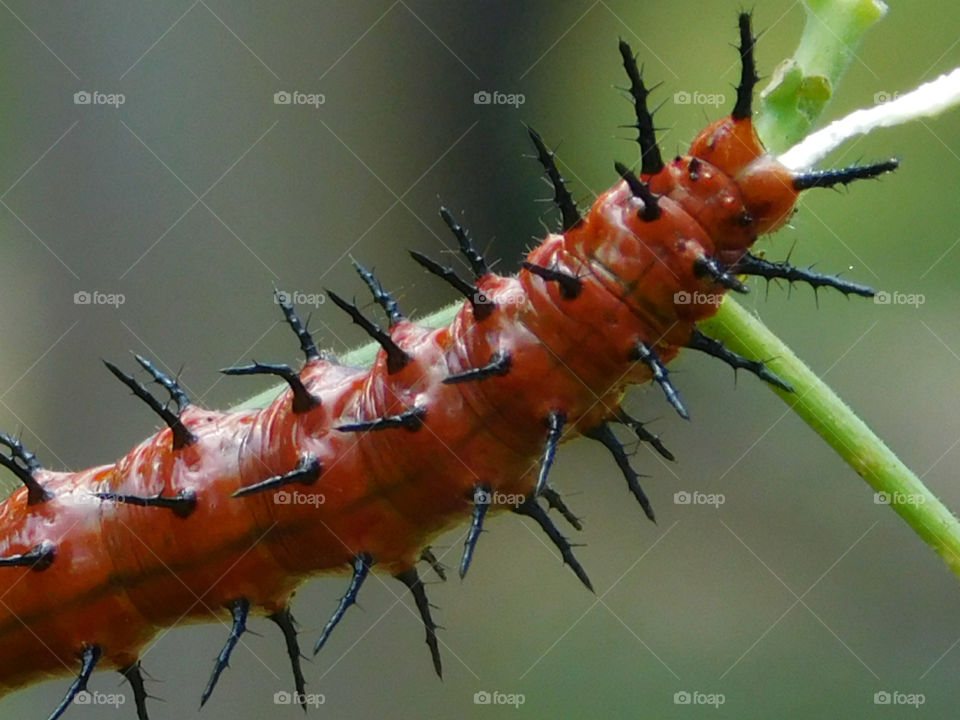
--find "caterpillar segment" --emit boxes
[0,12,900,719]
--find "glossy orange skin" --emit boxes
[0,113,798,694]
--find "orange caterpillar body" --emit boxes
[0,15,896,719]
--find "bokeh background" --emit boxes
[1,0,959,718]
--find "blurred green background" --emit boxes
[1,1,959,718]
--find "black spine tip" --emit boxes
[267,608,307,709]
[631,341,689,420]
[48,645,101,720]
[513,496,593,593]
[336,406,425,433]
[687,328,794,392]
[439,206,489,278]
[275,289,321,362]
[395,567,443,678]
[353,260,404,326]
[102,360,197,449]
[443,351,511,385]
[792,158,899,191]
[232,456,321,498]
[526,125,583,232]
[221,362,320,413]
[694,255,749,294]
[201,598,250,708]
[0,431,51,504]
[584,423,656,522]
[618,39,665,175]
[314,553,373,654]
[732,252,876,297]
[460,485,490,579]
[732,12,759,120]
[327,290,411,374]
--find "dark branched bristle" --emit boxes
[618,39,664,175]
[134,355,190,411]
[420,547,447,581]
[584,423,656,522]
[439,206,489,278]
[513,496,594,592]
[540,485,583,531]
[693,255,749,293]
[95,489,198,518]
[534,411,565,497]
[613,409,675,462]
[232,455,321,498]
[522,261,582,299]
[221,361,320,413]
[792,158,899,191]
[275,289,321,362]
[267,608,307,710]
[630,342,689,420]
[49,645,101,720]
[119,661,151,720]
[460,484,490,579]
[732,252,876,297]
[409,250,493,321]
[327,290,411,374]
[314,553,373,654]
[732,12,758,120]
[687,328,793,392]
[201,598,250,707]
[0,431,51,504]
[102,360,197,449]
[0,541,55,571]
[336,405,425,433]
[614,161,661,221]
[395,567,443,678]
[354,260,404,326]
[525,125,583,232]
[443,351,511,385]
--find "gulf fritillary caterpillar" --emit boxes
[0,13,900,720]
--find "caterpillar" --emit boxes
[0,11,906,720]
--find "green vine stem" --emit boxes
[234,0,960,580]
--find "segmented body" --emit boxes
[0,13,896,719]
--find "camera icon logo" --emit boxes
[674,691,691,705]
[874,691,891,705]
[274,91,292,105]
[474,487,491,505]
[274,491,292,505]
[674,491,691,505]
[74,91,91,105]
[274,690,292,705]
[874,492,891,505]
[674,290,691,305]
[474,91,492,105]
[673,91,691,104]
[874,290,891,305]
[74,290,91,305]
[73,691,92,705]
[474,690,491,704]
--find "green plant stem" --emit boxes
[700,301,960,577]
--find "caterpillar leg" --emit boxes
[394,567,442,678]
[200,598,250,707]
[267,608,307,710]
[314,553,373,654]
[119,661,151,720]
[47,645,100,720]
[513,496,593,592]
